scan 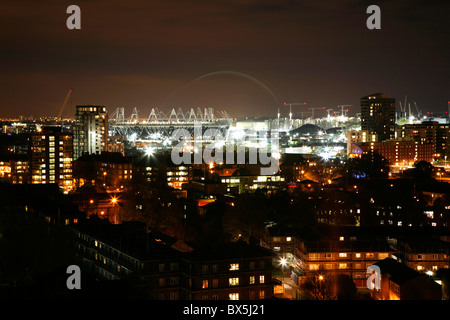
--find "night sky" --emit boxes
[1,0,449,118]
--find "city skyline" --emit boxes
[1,1,450,304]
[1,1,449,119]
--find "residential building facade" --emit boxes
[361,93,396,142]
[295,238,394,288]
[372,258,442,300]
[71,217,275,300]
[73,105,108,160]
[184,243,274,300]
[372,138,434,166]
[0,154,29,184]
[397,121,450,158]
[29,126,73,193]
[74,152,133,189]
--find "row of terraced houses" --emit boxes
[260,225,450,297]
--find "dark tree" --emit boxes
[345,152,390,181]
[300,274,357,300]
[412,160,434,180]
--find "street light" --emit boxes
[280,258,287,285]
[111,196,119,224]
[145,146,154,156]
[317,274,326,299]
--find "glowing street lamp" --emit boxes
[145,146,154,156]
[280,258,287,285]
[111,196,119,224]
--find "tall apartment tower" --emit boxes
[73,105,108,160]
[361,93,396,142]
[29,126,73,193]
[397,121,450,158]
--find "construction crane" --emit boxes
[308,107,325,119]
[337,105,352,117]
[414,101,421,118]
[283,102,307,121]
[57,88,73,118]
[297,111,312,119]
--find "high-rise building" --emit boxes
[73,105,108,160]
[361,93,396,142]
[397,121,450,158]
[29,126,73,193]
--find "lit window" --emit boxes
[339,263,347,269]
[250,276,255,284]
[229,293,239,300]
[229,263,239,271]
[378,253,389,259]
[229,278,239,286]
[309,264,319,271]
[202,280,209,289]
[339,253,347,258]
[259,275,265,284]
[286,237,292,242]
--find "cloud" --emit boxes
[0,0,448,117]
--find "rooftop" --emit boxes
[374,258,422,285]
[76,152,133,164]
[186,240,275,262]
